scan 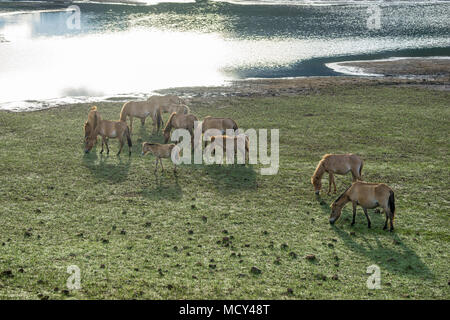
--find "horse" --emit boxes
[141,142,180,173]
[160,103,190,116]
[210,135,249,163]
[201,116,239,147]
[119,101,162,134]
[163,112,199,145]
[84,106,132,156]
[329,181,396,231]
[311,154,363,195]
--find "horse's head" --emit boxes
[141,142,152,156]
[83,121,96,153]
[311,175,322,194]
[329,201,343,225]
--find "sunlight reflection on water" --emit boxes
[0,2,449,110]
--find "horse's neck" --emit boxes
[336,195,349,208]
[313,163,325,180]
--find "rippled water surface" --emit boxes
[0,1,449,110]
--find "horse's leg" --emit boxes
[129,116,133,134]
[141,117,146,126]
[328,173,332,194]
[351,201,357,226]
[117,136,124,156]
[100,136,105,154]
[383,209,389,230]
[154,158,158,173]
[332,174,337,193]
[105,138,110,155]
[363,207,371,228]
[160,158,164,172]
[152,115,157,134]
[351,168,358,182]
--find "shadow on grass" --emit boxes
[202,163,257,193]
[82,151,131,182]
[139,172,183,201]
[330,222,433,279]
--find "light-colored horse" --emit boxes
[311,154,363,195]
[201,116,239,147]
[84,106,132,156]
[163,112,199,145]
[329,181,396,231]
[119,101,162,134]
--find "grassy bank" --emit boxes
[0,84,448,299]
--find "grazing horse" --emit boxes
[141,142,180,173]
[311,154,363,195]
[119,101,162,134]
[84,106,132,156]
[329,181,396,231]
[201,116,239,147]
[163,112,199,145]
[210,135,249,163]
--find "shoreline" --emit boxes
[1,57,449,113]
[1,74,449,113]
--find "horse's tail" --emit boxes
[125,125,132,156]
[388,190,395,219]
[120,102,129,122]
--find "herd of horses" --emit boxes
[83,95,396,231]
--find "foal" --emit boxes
[141,142,180,173]
[311,154,363,195]
[329,181,396,231]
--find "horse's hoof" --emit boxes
[368,224,371,229]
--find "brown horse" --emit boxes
[84,106,132,156]
[311,154,363,195]
[141,142,180,173]
[163,112,199,144]
[147,95,187,126]
[119,101,162,134]
[329,181,396,231]
[201,116,238,147]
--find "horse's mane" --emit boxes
[333,184,352,205]
[119,102,128,121]
[86,106,100,138]
[163,112,176,133]
[312,159,325,180]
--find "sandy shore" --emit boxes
[327,57,450,77]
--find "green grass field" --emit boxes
[0,84,448,299]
